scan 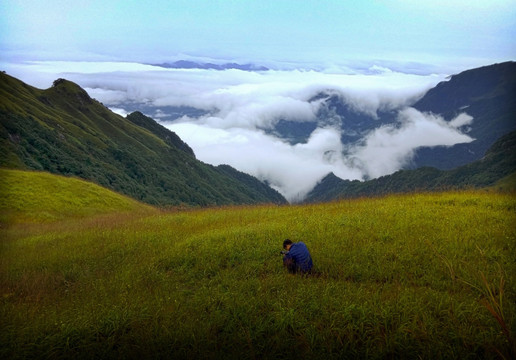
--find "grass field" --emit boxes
[1,169,515,359]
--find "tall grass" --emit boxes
[1,189,515,359]
[0,169,155,224]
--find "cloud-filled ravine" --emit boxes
[3,61,475,202]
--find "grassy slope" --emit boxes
[0,169,155,224]
[1,171,515,359]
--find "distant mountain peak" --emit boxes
[152,60,269,71]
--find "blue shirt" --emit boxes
[285,242,313,272]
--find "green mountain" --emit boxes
[412,61,516,169]
[0,72,287,206]
[305,130,516,202]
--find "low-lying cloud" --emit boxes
[169,122,362,201]
[347,109,474,178]
[167,108,473,201]
[2,60,475,202]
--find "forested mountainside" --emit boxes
[0,72,286,206]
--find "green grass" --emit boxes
[0,169,155,224]
[1,170,515,359]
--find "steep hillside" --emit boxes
[305,130,516,202]
[125,111,195,156]
[272,62,516,171]
[411,61,516,169]
[0,72,287,206]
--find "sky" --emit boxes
[0,1,515,202]
[1,0,515,69]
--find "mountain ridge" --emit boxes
[0,72,287,206]
[271,61,516,171]
[410,61,516,169]
[305,130,516,202]
[152,60,269,71]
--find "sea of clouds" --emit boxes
[2,61,474,202]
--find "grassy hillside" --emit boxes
[0,169,156,224]
[1,174,515,359]
[0,72,286,206]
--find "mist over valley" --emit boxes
[4,59,483,202]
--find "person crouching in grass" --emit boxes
[282,239,313,274]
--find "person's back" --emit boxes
[282,239,313,274]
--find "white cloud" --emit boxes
[449,113,474,128]
[153,109,170,119]
[2,60,476,202]
[348,108,474,178]
[108,107,129,117]
[167,107,474,201]
[88,88,128,105]
[166,122,362,202]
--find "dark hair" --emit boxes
[283,239,293,249]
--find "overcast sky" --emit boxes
[1,0,515,70]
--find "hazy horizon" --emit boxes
[1,0,514,201]
[2,0,515,71]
